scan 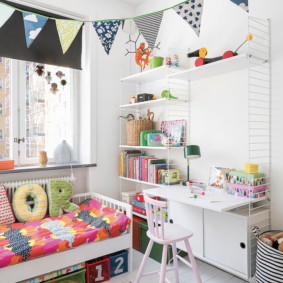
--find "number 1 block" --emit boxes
[86,256,110,283]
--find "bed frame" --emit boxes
[0,192,132,283]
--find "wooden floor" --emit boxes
[109,250,248,283]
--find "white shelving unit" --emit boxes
[119,65,190,201]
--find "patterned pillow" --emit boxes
[47,180,79,217]
[0,184,15,225]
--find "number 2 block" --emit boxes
[109,250,128,278]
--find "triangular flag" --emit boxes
[134,12,163,50]
[173,0,204,37]
[230,0,249,12]
[93,21,121,55]
[0,4,15,28]
[22,12,48,48]
[55,20,83,54]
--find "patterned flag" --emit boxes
[230,0,249,12]
[22,12,48,48]
[134,12,163,50]
[0,4,15,28]
[173,0,204,37]
[55,20,83,54]
[93,21,121,55]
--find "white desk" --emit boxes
[143,186,269,281]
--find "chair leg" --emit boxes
[184,239,202,283]
[134,239,154,283]
[159,244,168,283]
[172,243,180,283]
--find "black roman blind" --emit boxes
[0,0,83,69]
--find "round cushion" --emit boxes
[12,184,48,222]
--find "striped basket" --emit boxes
[253,227,283,283]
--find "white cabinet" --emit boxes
[169,201,203,258]
[204,210,248,275]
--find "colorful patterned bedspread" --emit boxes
[0,199,130,268]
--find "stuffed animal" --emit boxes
[278,238,283,252]
[261,237,273,247]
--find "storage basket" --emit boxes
[253,227,283,282]
[126,119,153,146]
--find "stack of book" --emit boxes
[118,150,168,184]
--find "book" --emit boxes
[154,164,168,184]
[142,157,156,182]
[148,159,167,183]
[139,156,154,181]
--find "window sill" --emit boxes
[0,162,97,174]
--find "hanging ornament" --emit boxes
[45,71,52,84]
[56,71,65,79]
[60,79,67,86]
[50,83,58,94]
[135,42,151,71]
[35,64,45,76]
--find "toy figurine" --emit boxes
[129,95,136,104]
[161,90,178,99]
[172,54,179,67]
[45,71,52,84]
[135,42,151,70]
[166,57,172,66]
[35,64,45,76]
[50,83,59,94]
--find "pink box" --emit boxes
[227,183,266,199]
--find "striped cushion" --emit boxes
[0,185,15,225]
[256,238,283,282]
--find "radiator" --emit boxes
[3,175,75,202]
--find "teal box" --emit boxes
[147,133,166,147]
[140,130,162,146]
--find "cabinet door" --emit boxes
[204,210,247,275]
[168,201,203,257]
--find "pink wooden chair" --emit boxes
[134,195,202,283]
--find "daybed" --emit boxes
[0,192,132,283]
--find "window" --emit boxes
[0,57,78,165]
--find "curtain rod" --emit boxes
[5,0,86,20]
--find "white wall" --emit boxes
[136,0,283,229]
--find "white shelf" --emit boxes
[132,211,147,219]
[168,54,266,81]
[120,66,181,84]
[119,145,184,150]
[119,176,163,187]
[120,98,188,109]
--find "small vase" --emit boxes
[53,140,73,164]
[38,151,48,167]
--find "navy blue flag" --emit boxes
[173,0,204,37]
[93,21,121,55]
[230,0,249,12]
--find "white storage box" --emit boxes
[121,191,137,204]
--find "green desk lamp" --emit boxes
[184,145,201,182]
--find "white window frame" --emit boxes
[0,102,3,115]
[18,61,79,165]
[0,129,3,142]
[0,78,3,90]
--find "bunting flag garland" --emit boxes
[93,21,121,55]
[0,5,15,28]
[230,0,249,12]
[173,0,204,37]
[134,12,163,50]
[55,20,83,54]
[22,12,48,48]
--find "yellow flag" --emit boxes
[55,19,83,54]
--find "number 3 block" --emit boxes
[109,250,128,278]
